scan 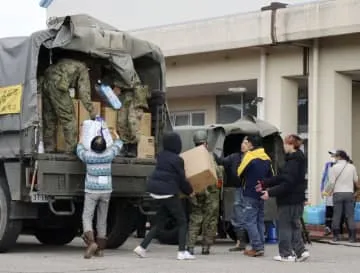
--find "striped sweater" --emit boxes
[76,139,123,193]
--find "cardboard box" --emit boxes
[101,107,118,130]
[180,145,217,193]
[56,100,79,151]
[137,136,155,159]
[140,113,152,136]
[78,101,101,129]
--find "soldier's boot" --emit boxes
[201,245,210,255]
[187,247,195,255]
[94,238,107,257]
[126,144,137,158]
[229,230,247,252]
[82,231,98,259]
[119,144,128,157]
[349,230,357,243]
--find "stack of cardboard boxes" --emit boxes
[137,112,155,159]
[55,101,155,159]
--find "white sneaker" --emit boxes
[177,251,196,260]
[296,251,310,262]
[273,255,296,262]
[134,246,147,258]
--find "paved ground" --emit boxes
[0,236,359,273]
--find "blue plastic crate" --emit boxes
[354,202,360,222]
[304,205,326,225]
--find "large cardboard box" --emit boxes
[137,136,155,159]
[180,145,217,193]
[101,107,117,130]
[140,113,152,136]
[56,100,79,151]
[78,101,101,129]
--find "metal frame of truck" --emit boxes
[0,14,170,252]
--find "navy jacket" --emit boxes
[242,158,273,200]
[147,132,193,196]
[264,150,306,206]
[216,153,243,187]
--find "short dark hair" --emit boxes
[91,136,107,153]
[246,135,263,148]
[335,150,352,163]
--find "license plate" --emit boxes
[30,192,50,203]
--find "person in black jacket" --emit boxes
[256,134,309,263]
[134,132,195,260]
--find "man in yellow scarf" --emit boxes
[237,135,273,257]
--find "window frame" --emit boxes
[170,110,206,127]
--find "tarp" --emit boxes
[0,14,166,158]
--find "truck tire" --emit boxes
[156,217,179,245]
[35,228,78,245]
[106,200,137,249]
[0,175,22,253]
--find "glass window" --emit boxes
[171,111,206,127]
[192,112,205,126]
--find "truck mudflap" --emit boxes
[34,154,156,196]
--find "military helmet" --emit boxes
[193,130,208,145]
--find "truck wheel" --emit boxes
[106,200,137,249]
[156,217,179,245]
[35,228,78,245]
[0,175,22,252]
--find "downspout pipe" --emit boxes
[261,2,288,45]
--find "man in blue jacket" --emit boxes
[237,135,273,257]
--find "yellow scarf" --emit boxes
[237,148,272,176]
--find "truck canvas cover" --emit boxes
[0,14,166,158]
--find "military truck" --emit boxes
[155,116,285,244]
[0,14,171,252]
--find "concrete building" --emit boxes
[48,0,360,205]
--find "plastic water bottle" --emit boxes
[39,0,54,8]
[96,81,122,110]
[267,222,278,244]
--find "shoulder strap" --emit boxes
[333,163,348,187]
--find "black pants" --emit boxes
[332,192,355,233]
[140,196,187,251]
[325,206,348,234]
[277,204,306,257]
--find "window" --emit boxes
[216,93,257,124]
[170,111,206,127]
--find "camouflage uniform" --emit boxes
[187,153,223,254]
[117,84,150,144]
[103,71,150,157]
[41,59,96,153]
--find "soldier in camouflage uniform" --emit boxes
[102,70,150,157]
[187,130,223,255]
[40,59,96,153]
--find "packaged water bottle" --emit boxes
[95,80,122,110]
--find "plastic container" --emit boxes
[304,204,326,225]
[81,117,113,151]
[95,81,122,110]
[39,0,54,8]
[266,222,278,244]
[354,202,360,222]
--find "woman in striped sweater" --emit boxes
[77,129,123,259]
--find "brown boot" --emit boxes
[82,231,98,259]
[94,238,107,257]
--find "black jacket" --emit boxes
[146,132,193,196]
[264,150,306,206]
[216,153,243,187]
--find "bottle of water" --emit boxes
[96,80,122,110]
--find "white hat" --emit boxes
[328,149,337,156]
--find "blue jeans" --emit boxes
[243,196,265,251]
[231,188,246,232]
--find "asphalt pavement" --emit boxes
[0,235,359,273]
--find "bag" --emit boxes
[323,163,348,196]
[95,82,122,110]
[81,117,113,150]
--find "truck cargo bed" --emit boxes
[35,153,156,197]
